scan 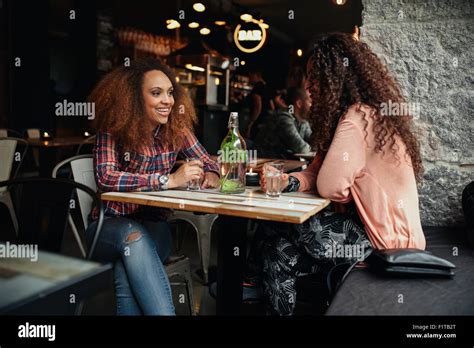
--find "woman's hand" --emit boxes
[201,172,220,189]
[260,166,289,192]
[168,160,204,189]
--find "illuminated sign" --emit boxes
[234,21,267,53]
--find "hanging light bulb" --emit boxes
[166,19,180,29]
[240,14,253,22]
[193,3,206,12]
[200,27,211,35]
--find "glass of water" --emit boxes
[186,157,202,190]
[264,162,284,198]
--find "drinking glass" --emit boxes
[186,157,202,190]
[264,162,284,197]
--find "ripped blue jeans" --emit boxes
[86,216,175,315]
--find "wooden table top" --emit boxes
[27,136,94,148]
[102,187,330,224]
[0,247,111,313]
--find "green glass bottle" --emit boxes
[219,112,247,194]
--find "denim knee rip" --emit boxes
[125,231,144,244]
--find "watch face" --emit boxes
[159,175,169,184]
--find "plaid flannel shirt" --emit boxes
[91,126,220,220]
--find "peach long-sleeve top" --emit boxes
[291,104,425,250]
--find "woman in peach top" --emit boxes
[245,33,425,315]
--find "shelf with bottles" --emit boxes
[117,27,187,57]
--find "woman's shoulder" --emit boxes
[95,131,115,144]
[340,103,376,129]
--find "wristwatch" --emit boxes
[284,175,301,193]
[158,174,169,190]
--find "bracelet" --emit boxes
[284,175,300,193]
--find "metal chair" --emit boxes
[0,137,29,235]
[52,154,196,315]
[0,177,105,315]
[0,128,23,138]
[168,211,218,284]
[0,177,104,260]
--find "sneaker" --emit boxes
[208,282,263,301]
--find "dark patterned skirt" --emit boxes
[245,204,372,315]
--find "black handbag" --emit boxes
[366,248,456,277]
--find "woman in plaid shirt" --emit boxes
[85,58,220,315]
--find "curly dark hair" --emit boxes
[89,58,197,152]
[307,33,423,182]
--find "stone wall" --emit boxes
[361,0,473,226]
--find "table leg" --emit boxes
[216,215,247,315]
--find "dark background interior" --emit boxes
[0,0,362,134]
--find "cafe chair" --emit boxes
[0,177,105,315]
[0,128,23,138]
[0,137,29,236]
[52,154,196,315]
[0,177,103,259]
[168,211,218,284]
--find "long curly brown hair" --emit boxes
[307,33,423,182]
[89,58,196,152]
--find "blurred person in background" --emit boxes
[255,87,312,159]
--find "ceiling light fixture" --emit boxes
[166,19,180,29]
[240,14,253,22]
[200,27,211,35]
[193,3,206,12]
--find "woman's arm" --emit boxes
[179,130,220,176]
[94,132,161,192]
[289,153,324,193]
[316,119,366,202]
